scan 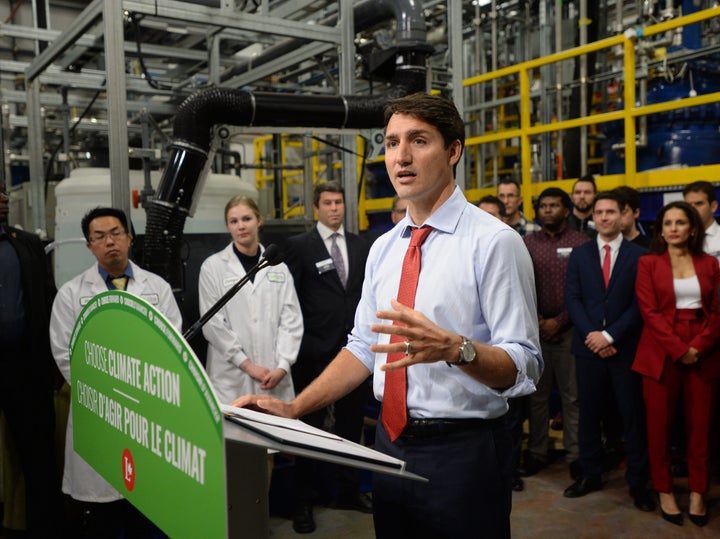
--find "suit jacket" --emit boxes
[566,238,645,361]
[285,226,369,383]
[633,252,720,381]
[5,226,57,385]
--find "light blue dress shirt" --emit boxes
[346,186,542,419]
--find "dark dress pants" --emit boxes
[373,417,512,539]
[576,354,650,488]
[1,339,61,538]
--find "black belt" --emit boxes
[401,417,505,439]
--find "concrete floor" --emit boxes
[269,459,720,538]
[269,422,720,539]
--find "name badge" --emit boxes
[141,293,160,305]
[223,277,239,287]
[316,257,335,275]
[266,272,286,283]
[556,247,573,258]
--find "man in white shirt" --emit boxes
[235,93,541,538]
[683,181,720,261]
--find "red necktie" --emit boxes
[382,226,433,442]
[602,244,611,288]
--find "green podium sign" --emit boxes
[69,291,227,538]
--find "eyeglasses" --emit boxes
[89,230,127,243]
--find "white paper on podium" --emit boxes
[221,405,405,471]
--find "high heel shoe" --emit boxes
[688,513,708,527]
[661,510,684,526]
[688,491,708,527]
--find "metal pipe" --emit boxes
[540,0,552,182]
[555,0,564,179]
[491,0,499,186]
[61,87,71,179]
[579,0,588,175]
[220,0,428,83]
[638,75,648,147]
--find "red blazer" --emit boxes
[633,251,720,382]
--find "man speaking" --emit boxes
[234,93,541,538]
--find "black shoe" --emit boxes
[292,504,316,534]
[688,513,708,527]
[661,510,683,526]
[563,476,602,498]
[520,455,546,477]
[511,477,524,492]
[569,460,582,481]
[630,487,657,512]
[334,492,373,514]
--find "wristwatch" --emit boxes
[447,336,476,367]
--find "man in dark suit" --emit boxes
[285,181,370,533]
[0,184,61,537]
[564,190,655,513]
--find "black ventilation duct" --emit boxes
[142,0,430,293]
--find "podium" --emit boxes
[223,411,425,538]
[68,290,424,538]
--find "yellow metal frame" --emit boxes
[253,7,720,228]
[254,134,373,226]
[464,6,720,218]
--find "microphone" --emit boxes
[183,244,283,342]
[259,243,283,266]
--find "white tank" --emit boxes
[53,167,257,287]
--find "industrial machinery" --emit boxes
[3,0,720,282]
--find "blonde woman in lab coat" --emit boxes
[199,195,303,405]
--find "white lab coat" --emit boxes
[199,243,303,404]
[49,261,182,502]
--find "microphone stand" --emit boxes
[183,250,277,342]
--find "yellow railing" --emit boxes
[464,6,720,217]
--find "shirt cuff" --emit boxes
[602,330,614,345]
[231,351,249,369]
[276,359,291,374]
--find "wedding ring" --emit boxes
[404,341,412,356]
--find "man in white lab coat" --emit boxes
[50,206,181,538]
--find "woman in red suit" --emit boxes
[634,201,720,527]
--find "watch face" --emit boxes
[460,340,476,364]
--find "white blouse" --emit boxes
[674,276,702,309]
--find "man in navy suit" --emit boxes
[564,190,655,512]
[285,181,371,533]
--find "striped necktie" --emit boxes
[330,233,347,288]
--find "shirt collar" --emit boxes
[596,233,623,252]
[97,261,134,282]
[400,185,466,237]
[316,221,345,241]
[706,220,720,236]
